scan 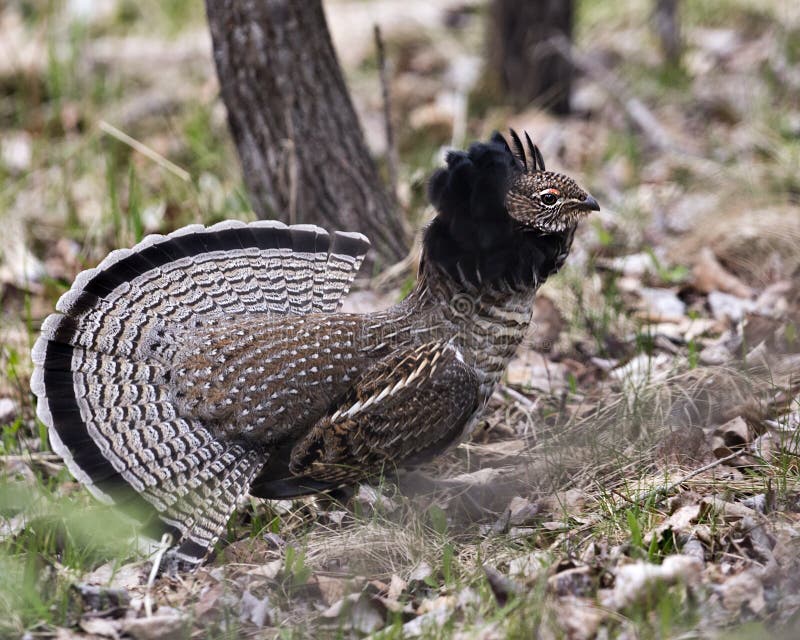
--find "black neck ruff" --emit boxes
[421,218,574,289]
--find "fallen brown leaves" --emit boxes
[2,0,800,637]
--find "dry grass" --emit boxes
[1,0,800,637]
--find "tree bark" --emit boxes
[205,0,409,265]
[652,0,682,66]
[488,0,574,115]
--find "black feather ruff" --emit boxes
[424,132,572,288]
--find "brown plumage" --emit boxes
[30,131,598,563]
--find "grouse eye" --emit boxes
[541,193,558,206]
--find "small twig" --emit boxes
[98,121,190,182]
[630,449,747,508]
[495,384,538,414]
[144,532,173,618]
[0,452,61,462]
[1,452,64,474]
[564,450,749,544]
[610,487,637,505]
[373,24,398,200]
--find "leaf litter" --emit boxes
[2,0,800,638]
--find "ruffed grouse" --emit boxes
[31,131,599,563]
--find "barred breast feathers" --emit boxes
[30,220,370,563]
[29,131,593,566]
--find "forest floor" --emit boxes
[1,0,800,638]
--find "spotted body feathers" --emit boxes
[31,132,598,563]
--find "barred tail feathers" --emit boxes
[30,221,370,562]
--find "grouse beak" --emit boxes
[580,195,601,212]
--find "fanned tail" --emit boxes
[30,221,370,563]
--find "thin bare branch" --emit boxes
[495,384,539,413]
[373,24,398,200]
[99,120,191,182]
[631,449,747,507]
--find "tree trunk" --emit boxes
[205,0,409,266]
[652,0,682,66]
[488,0,574,115]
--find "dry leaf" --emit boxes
[600,555,702,610]
[719,570,765,615]
[610,353,672,389]
[0,130,32,174]
[238,589,273,628]
[350,594,387,634]
[0,513,26,543]
[637,287,687,321]
[315,575,350,606]
[508,526,537,540]
[320,594,357,619]
[356,485,400,513]
[82,562,145,592]
[408,561,433,583]
[387,574,407,600]
[693,247,753,298]
[505,352,567,393]
[646,503,704,546]
[754,280,793,316]
[246,559,283,580]
[123,613,189,640]
[193,583,226,621]
[548,566,595,597]
[417,594,456,615]
[483,565,521,606]
[508,551,548,580]
[401,608,450,637]
[682,538,706,564]
[0,397,18,424]
[600,252,659,278]
[78,618,121,639]
[699,343,734,366]
[708,291,756,323]
[448,467,505,485]
[375,595,413,614]
[321,593,385,635]
[683,317,723,341]
[553,596,606,640]
[753,432,779,462]
[703,496,757,521]
[72,583,130,614]
[505,496,541,527]
[711,416,750,458]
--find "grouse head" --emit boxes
[424,130,598,287]
[502,130,600,233]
